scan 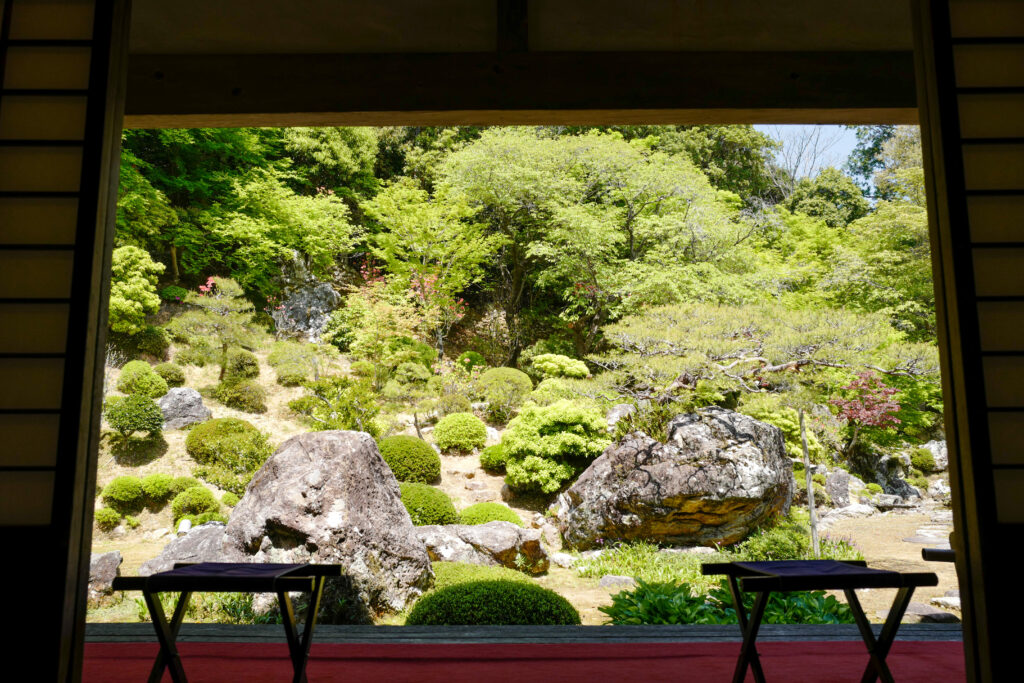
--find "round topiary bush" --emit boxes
[437,393,472,417]
[214,379,267,413]
[101,476,145,514]
[460,502,522,527]
[434,412,488,453]
[399,482,459,526]
[910,447,936,473]
[135,325,171,359]
[431,561,533,590]
[141,473,175,506]
[479,444,506,472]
[530,353,589,379]
[105,394,164,438]
[184,419,272,496]
[378,435,441,483]
[456,351,486,372]
[406,580,581,625]
[478,367,533,422]
[169,476,203,496]
[225,348,260,381]
[116,360,169,398]
[186,418,261,463]
[170,485,220,523]
[160,285,188,303]
[154,362,185,388]
[95,507,121,531]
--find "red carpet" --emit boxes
[84,641,964,682]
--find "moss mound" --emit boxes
[399,482,459,526]
[378,435,441,483]
[460,502,522,527]
[406,580,580,625]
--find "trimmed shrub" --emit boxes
[434,412,487,453]
[117,360,169,398]
[528,378,575,407]
[225,348,260,381]
[456,351,486,372]
[169,476,203,496]
[431,561,533,590]
[170,485,220,523]
[95,507,121,531]
[275,363,307,387]
[222,492,239,507]
[866,483,883,494]
[531,353,589,379]
[179,511,229,526]
[141,473,175,506]
[101,476,145,514]
[910,447,936,473]
[399,482,459,526]
[135,325,171,359]
[479,444,506,472]
[154,362,185,388]
[214,380,267,413]
[395,361,432,384]
[378,435,441,483]
[460,502,522,527]
[125,515,141,529]
[502,400,610,494]
[160,285,188,303]
[479,367,533,422]
[185,418,272,496]
[437,393,472,417]
[406,580,581,626]
[105,394,164,437]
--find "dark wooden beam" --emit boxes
[124,50,917,127]
[497,0,529,52]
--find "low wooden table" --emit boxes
[113,562,343,683]
[702,560,938,683]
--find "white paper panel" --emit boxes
[0,414,60,468]
[0,472,54,526]
[0,96,88,140]
[962,145,1024,191]
[954,45,1024,88]
[3,47,92,90]
[0,147,82,192]
[0,304,70,354]
[0,359,64,410]
[968,195,1024,243]
[0,251,74,298]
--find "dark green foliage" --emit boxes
[102,476,145,514]
[431,561,533,590]
[479,444,506,472]
[160,285,188,302]
[459,502,522,527]
[479,367,533,422]
[225,348,260,381]
[910,447,936,473]
[406,580,581,626]
[784,167,869,228]
[288,376,381,436]
[154,362,185,388]
[378,435,441,483]
[141,473,175,506]
[185,418,272,496]
[170,486,220,523]
[600,579,853,625]
[95,507,121,532]
[134,325,172,359]
[214,379,267,413]
[105,394,164,438]
[117,360,169,398]
[433,412,487,453]
[456,351,486,372]
[399,482,459,526]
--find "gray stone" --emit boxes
[470,491,496,502]
[485,426,501,445]
[539,522,561,549]
[555,408,793,550]
[923,440,948,472]
[176,519,192,535]
[932,596,961,610]
[818,503,875,529]
[605,404,636,432]
[550,552,577,568]
[271,281,340,342]
[415,521,549,574]
[879,602,961,623]
[464,480,487,491]
[928,479,951,503]
[872,494,906,511]
[140,523,242,575]
[599,574,636,589]
[89,551,122,602]
[945,589,959,598]
[825,469,851,508]
[158,388,211,429]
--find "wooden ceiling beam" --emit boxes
[124,51,917,127]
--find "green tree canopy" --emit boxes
[108,246,165,335]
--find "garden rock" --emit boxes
[140,522,243,575]
[599,574,636,589]
[923,440,948,471]
[605,404,636,432]
[415,521,549,574]
[158,388,211,429]
[555,407,793,550]
[929,479,951,503]
[825,469,851,508]
[271,281,340,342]
[485,426,501,445]
[550,552,576,568]
[226,431,433,620]
[818,503,875,529]
[89,551,122,602]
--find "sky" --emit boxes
[754,124,860,179]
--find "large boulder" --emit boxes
[923,440,948,472]
[139,522,244,575]
[89,551,122,603]
[271,282,340,342]
[825,469,851,508]
[416,522,549,574]
[554,407,793,549]
[158,387,211,429]
[226,431,433,621]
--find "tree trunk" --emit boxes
[801,409,820,559]
[169,245,180,282]
[218,343,228,381]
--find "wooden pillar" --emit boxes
[0,0,126,679]
[912,1,1024,680]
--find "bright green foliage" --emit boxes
[910,447,936,473]
[378,435,441,483]
[395,361,431,384]
[479,367,533,422]
[274,365,307,386]
[527,378,581,408]
[185,418,272,496]
[95,507,121,531]
[433,412,487,453]
[169,476,203,496]
[214,380,267,414]
[531,354,589,379]
[165,277,263,381]
[430,561,533,590]
[154,362,185,388]
[739,395,825,463]
[117,360,169,398]
[124,515,141,529]
[866,483,883,494]
[288,376,381,437]
[105,394,164,438]
[267,341,338,384]
[102,476,145,514]
[280,127,379,196]
[179,511,230,526]
[456,351,486,372]
[170,486,220,523]
[175,346,209,367]
[141,473,175,506]
[784,167,869,228]
[225,349,260,381]
[872,126,926,207]
[349,361,374,378]
[501,400,610,494]
[221,492,239,507]
[479,444,506,472]
[437,393,472,416]
[737,515,861,562]
[406,581,581,626]
[459,503,522,527]
[108,246,165,336]
[399,482,459,526]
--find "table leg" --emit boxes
[144,590,191,683]
[844,586,915,683]
[728,576,769,683]
[279,578,325,683]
